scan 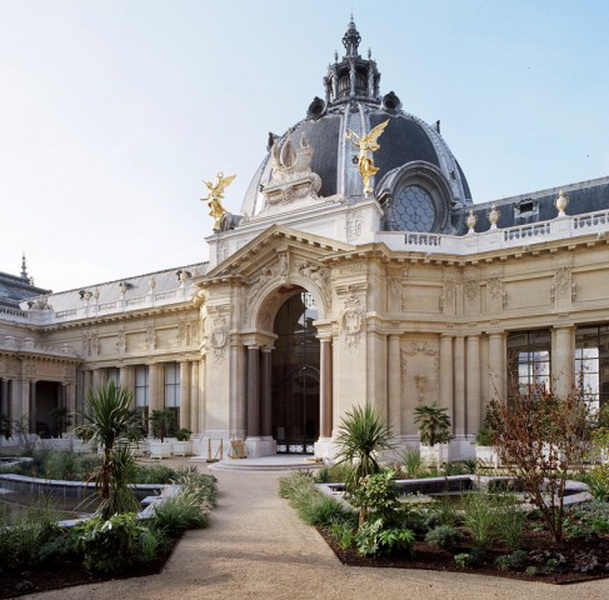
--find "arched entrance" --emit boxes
[272,290,320,454]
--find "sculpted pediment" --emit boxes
[201,225,352,282]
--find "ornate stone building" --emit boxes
[2,21,609,458]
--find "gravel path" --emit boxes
[23,464,609,600]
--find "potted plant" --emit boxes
[414,402,452,466]
[149,409,176,459]
[173,428,193,456]
[474,404,501,468]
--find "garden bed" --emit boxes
[317,518,609,584]
[0,534,180,598]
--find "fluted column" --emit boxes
[554,326,575,397]
[466,335,482,433]
[179,361,191,430]
[29,380,37,434]
[190,360,200,434]
[247,346,260,437]
[91,369,102,393]
[454,336,465,436]
[440,334,454,426]
[387,334,402,436]
[488,332,506,405]
[261,348,273,438]
[319,338,333,439]
[1,378,8,418]
[148,363,162,413]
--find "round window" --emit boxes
[393,185,436,232]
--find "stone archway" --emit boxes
[272,289,320,454]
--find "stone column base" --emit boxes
[314,437,339,461]
[244,437,277,458]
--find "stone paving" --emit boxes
[23,459,609,600]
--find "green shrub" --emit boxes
[423,497,459,530]
[565,500,609,536]
[495,493,526,551]
[279,472,354,528]
[328,520,356,550]
[0,504,59,569]
[130,463,177,484]
[495,549,528,571]
[461,491,500,551]
[424,524,462,549]
[314,462,354,484]
[75,512,143,572]
[525,565,538,576]
[579,465,609,501]
[454,552,473,567]
[355,519,415,557]
[348,469,403,526]
[152,492,210,536]
[138,525,166,561]
[401,449,423,479]
[171,466,217,506]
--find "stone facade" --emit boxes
[2,21,609,459]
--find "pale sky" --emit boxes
[1,0,608,293]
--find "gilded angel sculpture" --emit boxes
[201,172,236,232]
[345,119,389,196]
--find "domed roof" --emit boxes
[241,21,472,234]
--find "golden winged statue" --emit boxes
[345,119,389,196]
[201,172,236,232]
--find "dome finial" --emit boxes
[342,18,361,58]
[20,252,29,281]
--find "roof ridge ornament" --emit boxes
[342,19,361,58]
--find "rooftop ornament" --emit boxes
[345,119,389,197]
[555,189,569,217]
[202,172,236,233]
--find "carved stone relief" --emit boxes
[216,239,230,264]
[116,328,127,353]
[146,325,157,351]
[440,280,457,314]
[346,208,362,242]
[207,305,230,361]
[339,286,364,348]
[551,255,576,304]
[400,341,440,405]
[262,134,322,206]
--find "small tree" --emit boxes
[489,387,589,543]
[335,404,393,500]
[75,381,144,519]
[414,403,452,447]
[0,413,11,441]
[149,409,176,442]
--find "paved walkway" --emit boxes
[24,462,609,600]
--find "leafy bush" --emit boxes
[355,519,415,557]
[565,500,609,537]
[130,463,177,484]
[279,472,355,528]
[314,462,354,484]
[171,466,217,506]
[138,525,167,561]
[461,492,501,551]
[461,491,525,552]
[0,504,59,569]
[75,512,143,572]
[454,552,473,567]
[423,497,459,530]
[401,449,423,479]
[328,520,356,550]
[424,524,462,549]
[495,549,528,571]
[152,491,210,536]
[579,465,609,501]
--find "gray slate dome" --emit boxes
[242,21,473,234]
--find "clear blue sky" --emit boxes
[1,0,608,292]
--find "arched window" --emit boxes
[393,185,436,232]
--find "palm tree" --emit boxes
[76,381,144,519]
[335,403,393,494]
[414,403,452,447]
